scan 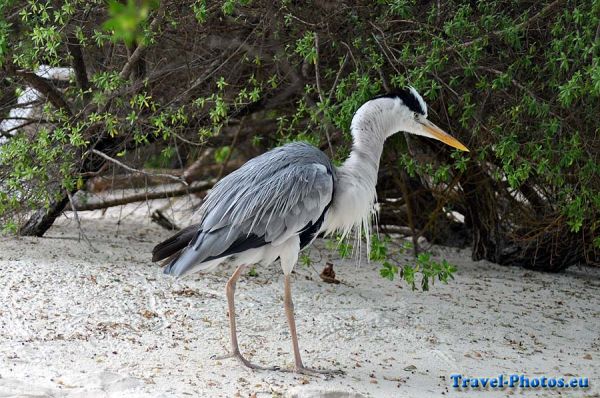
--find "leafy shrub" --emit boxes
[0,0,597,270]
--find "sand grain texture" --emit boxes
[0,203,598,397]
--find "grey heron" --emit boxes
[152,87,468,374]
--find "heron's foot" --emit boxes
[212,351,280,371]
[294,365,345,376]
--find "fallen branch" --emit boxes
[86,161,244,192]
[72,179,215,211]
[151,209,179,230]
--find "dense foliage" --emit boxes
[0,0,598,270]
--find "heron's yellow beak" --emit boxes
[420,119,469,152]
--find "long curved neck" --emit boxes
[339,100,400,190]
[339,128,384,194]
[324,102,399,238]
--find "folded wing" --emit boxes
[156,142,335,277]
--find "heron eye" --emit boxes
[414,112,419,120]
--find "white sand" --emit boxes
[0,202,599,397]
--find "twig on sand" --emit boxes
[66,190,98,252]
[151,209,179,230]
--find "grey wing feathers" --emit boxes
[161,142,335,277]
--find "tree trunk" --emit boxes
[461,162,503,262]
[19,194,70,236]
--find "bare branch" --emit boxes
[119,9,164,80]
[12,69,73,117]
[66,35,90,93]
[88,149,188,185]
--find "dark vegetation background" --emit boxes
[0,0,598,272]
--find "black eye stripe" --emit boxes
[371,88,426,115]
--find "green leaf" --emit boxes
[103,0,159,46]
[214,146,231,164]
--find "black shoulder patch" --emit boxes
[372,88,426,115]
[203,232,267,262]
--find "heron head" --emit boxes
[365,87,469,152]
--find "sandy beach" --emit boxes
[0,202,598,397]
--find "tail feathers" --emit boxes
[152,224,200,262]
[164,245,225,277]
[162,256,178,275]
[160,251,183,273]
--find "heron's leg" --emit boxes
[216,264,279,371]
[283,274,344,376]
[225,264,245,356]
[284,274,304,368]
